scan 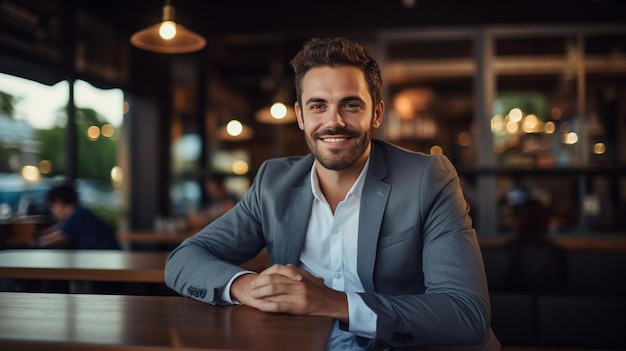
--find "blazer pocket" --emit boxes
[378,225,419,248]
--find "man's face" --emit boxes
[295,66,383,171]
[48,200,63,220]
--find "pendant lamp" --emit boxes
[130,0,206,54]
[255,102,297,124]
[255,57,297,124]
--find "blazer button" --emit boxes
[392,332,414,343]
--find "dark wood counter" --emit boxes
[0,248,271,284]
[0,292,333,351]
[0,249,168,283]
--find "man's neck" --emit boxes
[315,154,369,213]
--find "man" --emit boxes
[38,182,119,250]
[165,37,499,350]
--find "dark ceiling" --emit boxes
[76,0,623,96]
[81,0,625,38]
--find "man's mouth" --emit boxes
[320,137,350,143]
[314,128,358,143]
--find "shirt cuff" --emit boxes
[221,270,256,304]
[346,291,377,339]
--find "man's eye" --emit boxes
[310,104,324,110]
[344,103,361,111]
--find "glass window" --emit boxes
[381,36,475,168]
[0,74,125,230]
[380,27,626,236]
[582,33,626,232]
[386,80,475,167]
[73,80,125,230]
[492,30,626,234]
[0,73,68,221]
[493,35,580,169]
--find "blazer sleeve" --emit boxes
[358,154,492,350]
[164,163,270,305]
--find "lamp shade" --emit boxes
[218,125,254,141]
[130,2,206,54]
[255,103,297,124]
[131,23,206,54]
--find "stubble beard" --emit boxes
[306,126,372,171]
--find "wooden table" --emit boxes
[0,249,168,283]
[0,248,271,283]
[116,231,193,247]
[0,292,333,351]
[0,221,36,248]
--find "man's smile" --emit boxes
[320,137,351,143]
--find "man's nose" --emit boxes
[326,108,346,128]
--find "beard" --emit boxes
[305,125,372,171]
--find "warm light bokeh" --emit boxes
[232,160,249,175]
[226,120,243,137]
[270,102,288,119]
[159,21,177,40]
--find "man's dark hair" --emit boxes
[46,183,78,206]
[290,37,383,108]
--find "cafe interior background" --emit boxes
[0,0,625,238]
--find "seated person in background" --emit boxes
[38,182,120,250]
[505,198,567,293]
[187,174,239,231]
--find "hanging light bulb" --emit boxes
[159,21,176,40]
[256,102,297,124]
[254,56,298,124]
[270,102,288,119]
[131,0,206,54]
[219,119,254,141]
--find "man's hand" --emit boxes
[230,264,348,323]
[37,230,70,248]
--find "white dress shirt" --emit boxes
[299,157,377,350]
[223,157,377,350]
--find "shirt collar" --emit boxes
[309,154,371,202]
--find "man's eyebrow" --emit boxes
[339,95,366,104]
[304,96,366,105]
[304,97,327,105]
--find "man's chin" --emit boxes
[314,153,354,171]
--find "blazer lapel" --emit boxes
[278,178,314,265]
[357,143,391,292]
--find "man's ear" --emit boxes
[295,102,304,130]
[372,101,385,128]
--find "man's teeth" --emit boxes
[323,137,347,142]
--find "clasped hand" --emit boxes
[231,263,348,322]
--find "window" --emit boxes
[491,29,626,233]
[73,80,125,229]
[381,35,475,168]
[0,73,68,220]
[0,73,125,230]
[380,26,626,236]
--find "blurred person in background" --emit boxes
[505,198,567,293]
[187,174,239,231]
[38,182,120,250]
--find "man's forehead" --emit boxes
[301,66,369,100]
[303,65,364,80]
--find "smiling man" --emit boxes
[165,37,499,350]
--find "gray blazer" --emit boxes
[165,140,499,350]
